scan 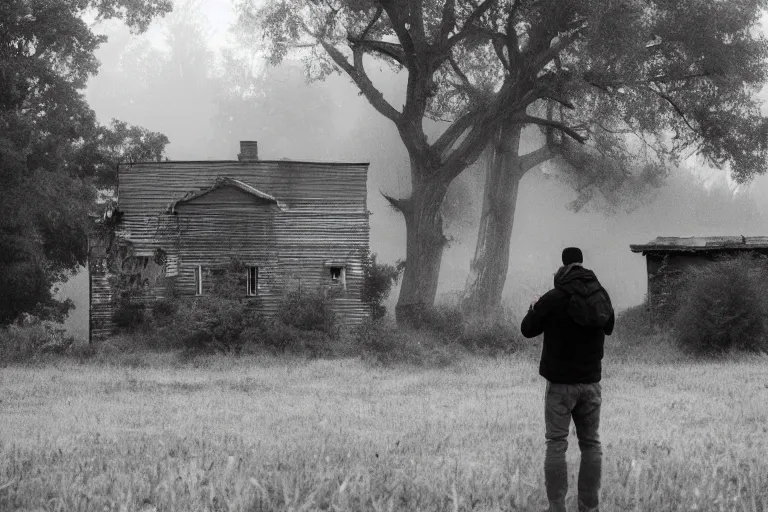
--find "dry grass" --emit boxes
[1,345,767,511]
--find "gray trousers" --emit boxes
[544,380,603,512]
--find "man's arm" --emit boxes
[603,309,615,336]
[520,291,555,338]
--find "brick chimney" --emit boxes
[238,141,259,161]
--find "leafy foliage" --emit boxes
[0,0,171,325]
[108,257,341,355]
[673,254,768,357]
[360,251,403,320]
[0,323,76,365]
[613,302,653,342]
[277,290,338,334]
[237,0,768,314]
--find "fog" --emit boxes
[57,0,768,339]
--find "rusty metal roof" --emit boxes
[630,236,768,253]
[166,176,279,214]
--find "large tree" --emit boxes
[0,0,171,325]
[458,1,768,317]
[237,0,768,324]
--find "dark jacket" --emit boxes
[520,264,615,384]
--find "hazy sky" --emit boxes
[58,0,768,339]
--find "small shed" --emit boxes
[629,236,768,327]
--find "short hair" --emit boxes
[562,247,583,265]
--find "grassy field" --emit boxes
[1,342,767,512]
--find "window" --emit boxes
[194,265,203,295]
[329,266,346,290]
[247,266,258,296]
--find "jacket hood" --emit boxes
[554,264,603,297]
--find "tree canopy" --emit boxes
[239,0,768,322]
[0,0,172,325]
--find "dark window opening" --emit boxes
[330,267,343,281]
[247,266,259,296]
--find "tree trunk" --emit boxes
[462,123,525,319]
[394,180,449,327]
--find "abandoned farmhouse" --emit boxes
[88,142,371,340]
[630,236,768,327]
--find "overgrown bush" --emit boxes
[361,250,403,320]
[355,299,522,366]
[0,323,76,364]
[355,320,461,368]
[107,256,344,355]
[422,302,522,356]
[277,290,337,334]
[673,254,768,357]
[146,294,261,355]
[613,301,652,342]
[112,301,146,330]
[151,298,177,319]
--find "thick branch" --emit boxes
[522,115,588,143]
[347,38,406,66]
[492,36,509,71]
[527,26,585,75]
[446,0,496,47]
[360,5,382,40]
[520,144,556,172]
[378,0,417,67]
[432,107,484,157]
[437,0,457,45]
[319,40,401,122]
[409,0,428,52]
[504,4,520,72]
[539,91,575,109]
[440,86,540,181]
[448,55,484,100]
[381,190,412,214]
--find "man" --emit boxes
[521,247,615,512]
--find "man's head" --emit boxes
[562,247,583,266]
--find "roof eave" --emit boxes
[165,177,280,214]
[630,245,768,254]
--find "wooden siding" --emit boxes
[118,161,368,215]
[91,159,371,340]
[644,249,768,328]
[87,235,115,340]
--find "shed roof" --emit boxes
[166,176,280,213]
[630,236,768,254]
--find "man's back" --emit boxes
[521,264,615,384]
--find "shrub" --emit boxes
[673,254,768,357]
[151,298,177,319]
[0,323,75,364]
[457,318,523,356]
[614,301,652,342]
[355,320,461,368]
[419,303,465,338]
[277,290,336,334]
[241,317,300,353]
[361,251,403,320]
[164,295,262,354]
[112,301,146,329]
[355,298,522,367]
[420,301,522,356]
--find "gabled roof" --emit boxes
[166,176,281,213]
[630,236,768,253]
